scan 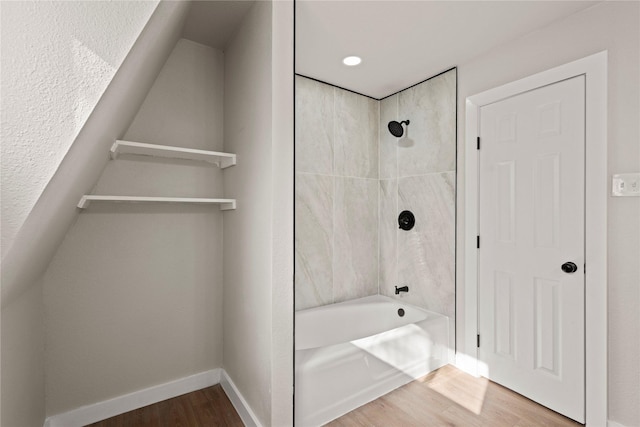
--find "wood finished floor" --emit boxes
[327,365,583,427]
[85,384,243,427]
[86,365,582,427]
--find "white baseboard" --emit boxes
[38,364,632,427]
[44,369,221,427]
[220,370,263,427]
[454,352,480,377]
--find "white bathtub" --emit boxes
[295,295,450,426]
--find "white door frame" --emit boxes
[462,51,607,426]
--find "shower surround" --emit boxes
[295,69,456,321]
[295,70,456,425]
[295,77,379,310]
[378,70,456,321]
[295,70,456,424]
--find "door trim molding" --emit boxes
[462,51,607,426]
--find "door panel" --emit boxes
[493,270,515,359]
[478,76,585,423]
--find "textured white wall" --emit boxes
[455,2,639,425]
[0,0,159,258]
[0,1,189,310]
[43,38,227,417]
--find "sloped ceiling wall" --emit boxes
[0,0,191,308]
[0,1,159,259]
[1,2,192,425]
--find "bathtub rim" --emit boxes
[295,294,449,351]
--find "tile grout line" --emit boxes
[332,85,336,305]
[295,171,380,181]
[395,94,400,299]
[377,98,381,297]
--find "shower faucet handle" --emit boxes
[398,210,415,231]
[395,285,409,295]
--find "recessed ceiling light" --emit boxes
[342,56,362,66]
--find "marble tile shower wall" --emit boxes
[295,76,379,310]
[379,70,456,318]
[295,70,456,317]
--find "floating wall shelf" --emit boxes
[77,195,236,210]
[110,140,236,168]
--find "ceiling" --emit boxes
[182,0,255,49]
[296,1,599,99]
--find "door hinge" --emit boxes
[477,235,480,249]
[477,334,481,348]
[477,136,480,150]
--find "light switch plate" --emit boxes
[612,173,640,197]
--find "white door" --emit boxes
[478,76,585,423]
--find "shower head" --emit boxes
[388,120,410,137]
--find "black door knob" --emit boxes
[561,262,578,273]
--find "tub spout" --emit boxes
[395,285,409,295]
